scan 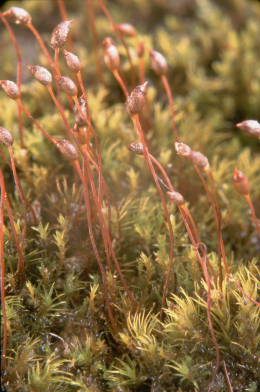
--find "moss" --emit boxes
[0,0,260,391]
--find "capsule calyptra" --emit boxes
[167,190,185,205]
[175,142,192,157]
[63,50,81,73]
[0,126,14,147]
[189,151,210,171]
[4,7,32,25]
[128,142,144,155]
[55,139,79,160]
[28,65,52,86]
[116,23,137,37]
[103,37,120,71]
[58,76,78,96]
[0,80,20,100]
[50,20,73,49]
[126,81,148,115]
[233,168,250,195]
[151,50,168,76]
[236,120,260,139]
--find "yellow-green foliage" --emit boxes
[0,0,260,391]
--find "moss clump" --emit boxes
[0,0,260,391]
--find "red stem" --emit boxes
[56,0,75,54]
[73,161,117,330]
[8,146,37,224]
[199,243,220,390]
[148,153,201,246]
[98,0,136,85]
[18,98,56,144]
[139,51,146,83]
[46,85,73,139]
[161,74,179,142]
[86,0,104,83]
[113,69,129,98]
[5,193,25,275]
[57,0,68,21]
[82,149,136,306]
[82,148,113,272]
[223,360,234,392]
[207,169,229,275]
[245,193,260,239]
[54,48,62,77]
[27,22,54,68]
[142,144,217,284]
[132,114,175,316]
[76,70,113,226]
[0,169,8,372]
[0,14,25,147]
[194,166,228,283]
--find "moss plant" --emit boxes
[0,0,260,391]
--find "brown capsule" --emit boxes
[58,76,78,96]
[0,126,14,147]
[74,95,88,126]
[50,20,73,49]
[151,50,168,76]
[126,81,148,115]
[236,120,260,139]
[0,80,19,100]
[28,65,52,86]
[116,23,137,37]
[4,6,32,25]
[233,168,250,195]
[103,37,120,71]
[63,50,81,73]
[167,190,185,205]
[175,142,192,157]
[55,139,79,160]
[128,142,144,155]
[189,150,210,171]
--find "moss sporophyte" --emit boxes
[1,1,260,391]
